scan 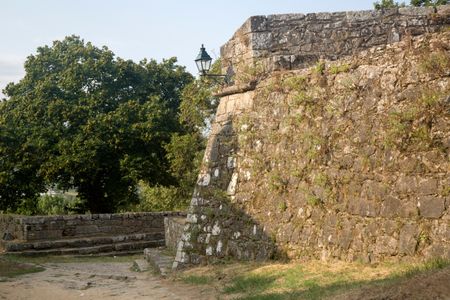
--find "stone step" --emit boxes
[144,247,174,277]
[8,240,165,256]
[4,232,163,252]
[132,259,150,272]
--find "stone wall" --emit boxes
[0,212,185,247]
[164,217,186,253]
[0,214,23,241]
[221,5,450,83]
[174,5,450,268]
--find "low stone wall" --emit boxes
[0,212,186,245]
[164,217,186,253]
[0,214,23,241]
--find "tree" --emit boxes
[0,36,193,213]
[374,0,405,10]
[127,60,223,212]
[410,0,448,6]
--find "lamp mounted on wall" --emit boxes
[195,44,231,84]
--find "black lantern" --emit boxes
[195,44,212,75]
[194,44,231,84]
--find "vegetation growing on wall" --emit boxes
[224,30,450,260]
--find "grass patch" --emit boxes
[1,253,142,265]
[181,274,213,285]
[420,50,450,76]
[329,63,350,74]
[402,257,450,278]
[175,258,450,300]
[0,258,45,278]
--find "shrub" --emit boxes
[36,195,82,215]
[129,181,189,212]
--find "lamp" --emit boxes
[195,44,212,75]
[194,44,230,83]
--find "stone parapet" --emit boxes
[221,5,450,86]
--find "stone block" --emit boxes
[418,196,445,218]
[417,178,438,195]
[399,6,434,16]
[380,196,401,217]
[395,176,416,194]
[75,225,100,235]
[398,224,418,255]
[375,236,398,255]
[338,228,353,250]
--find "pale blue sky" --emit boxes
[1,0,376,97]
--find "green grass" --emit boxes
[1,253,142,265]
[177,258,450,300]
[402,257,450,278]
[0,258,45,278]
[181,274,213,285]
[329,63,350,74]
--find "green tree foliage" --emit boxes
[36,194,83,215]
[0,36,193,213]
[127,61,222,212]
[375,0,448,8]
[127,133,205,212]
[410,0,448,6]
[373,0,405,10]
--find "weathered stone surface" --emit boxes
[375,236,398,255]
[164,217,186,253]
[1,212,185,254]
[398,224,418,255]
[221,5,450,82]
[418,196,445,218]
[174,6,450,269]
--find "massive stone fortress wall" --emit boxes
[221,5,450,79]
[174,5,450,268]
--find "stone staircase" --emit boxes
[144,247,175,277]
[0,212,186,256]
[141,216,186,276]
[2,232,165,256]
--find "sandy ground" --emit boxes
[0,262,216,300]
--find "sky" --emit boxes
[0,0,376,98]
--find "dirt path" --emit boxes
[0,262,216,300]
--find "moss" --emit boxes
[314,60,326,75]
[204,207,215,219]
[282,75,308,92]
[235,60,267,84]
[278,201,287,212]
[268,171,289,194]
[291,90,314,108]
[290,168,305,179]
[384,89,448,152]
[420,50,450,75]
[189,224,202,241]
[313,172,329,187]
[441,186,450,197]
[418,231,430,245]
[329,63,350,74]
[201,187,230,202]
[307,195,322,206]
